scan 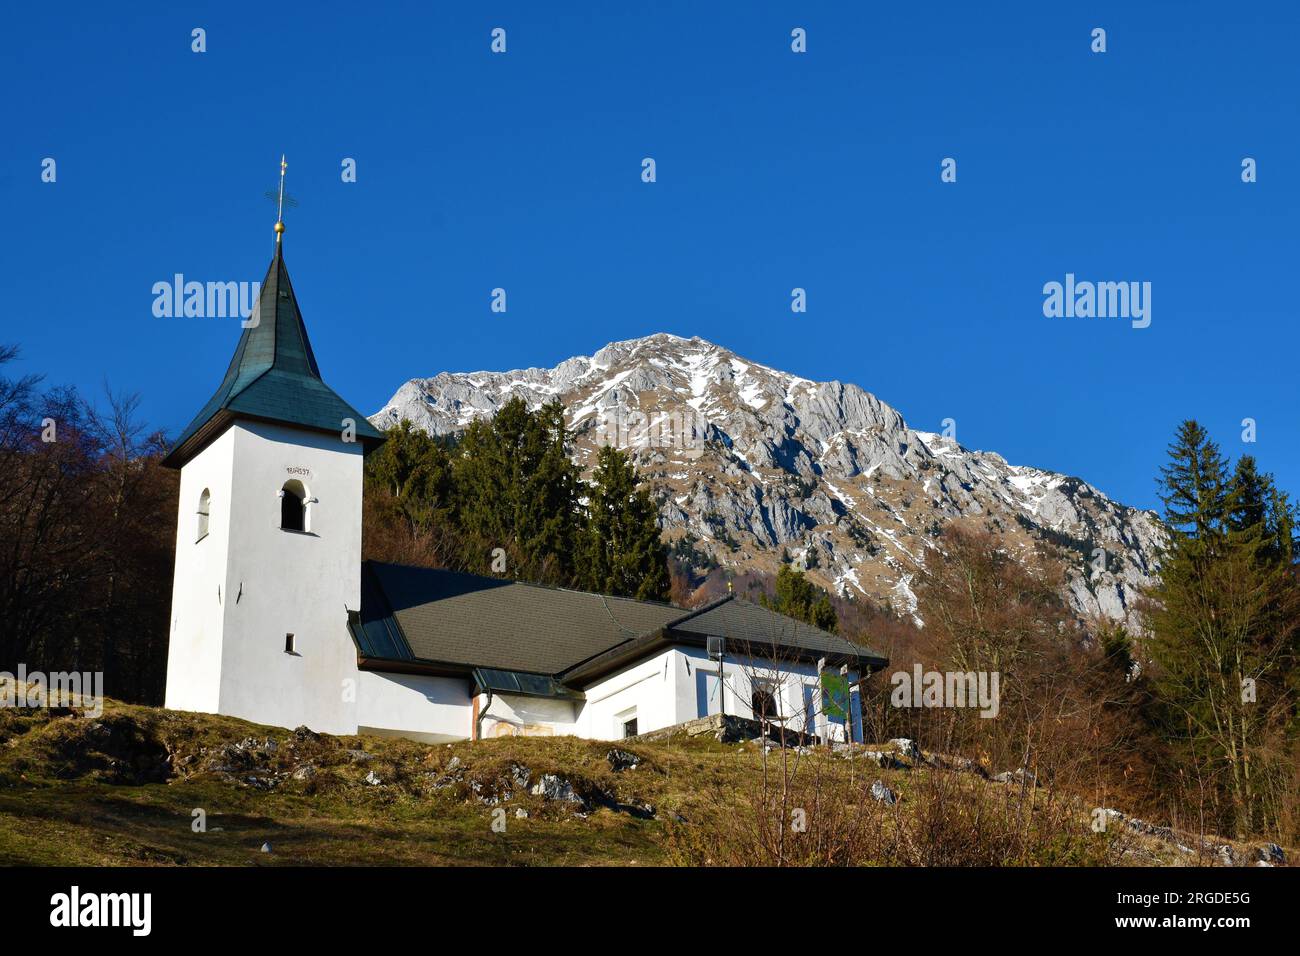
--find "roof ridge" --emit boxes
[365,559,688,611]
[224,362,273,406]
[664,593,735,629]
[269,247,322,377]
[681,596,885,660]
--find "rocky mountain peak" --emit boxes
[371,333,1163,627]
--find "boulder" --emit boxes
[992,768,1037,787]
[509,762,531,788]
[530,773,585,806]
[234,735,278,754]
[888,738,922,761]
[1256,843,1285,865]
[606,749,641,772]
[870,780,898,805]
[1125,818,1174,842]
[363,770,382,786]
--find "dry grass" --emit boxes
[0,701,1285,867]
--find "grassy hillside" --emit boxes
[0,699,1284,867]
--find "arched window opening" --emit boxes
[196,489,211,541]
[280,479,307,532]
[751,679,778,723]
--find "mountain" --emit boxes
[371,333,1163,627]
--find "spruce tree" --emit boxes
[578,445,670,601]
[1157,420,1233,546]
[367,419,452,534]
[1228,455,1270,537]
[762,564,839,633]
[1270,488,1297,565]
[453,398,582,583]
[1145,421,1299,837]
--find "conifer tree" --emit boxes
[1157,419,1232,545]
[762,564,838,633]
[578,445,670,601]
[1144,420,1299,837]
[366,419,453,534]
[1228,456,1298,566]
[1270,488,1297,566]
[1228,455,1267,529]
[453,398,582,583]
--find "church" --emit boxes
[161,211,886,744]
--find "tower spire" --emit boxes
[274,154,288,242]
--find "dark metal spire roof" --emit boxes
[162,243,384,468]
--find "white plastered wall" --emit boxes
[562,647,864,742]
[167,419,366,735]
[356,670,471,742]
[478,692,579,738]
[164,427,236,715]
[670,647,862,742]
[575,649,678,740]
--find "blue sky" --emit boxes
[3,1,1296,511]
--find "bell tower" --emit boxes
[161,171,384,733]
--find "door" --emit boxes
[802,683,817,738]
[696,668,721,718]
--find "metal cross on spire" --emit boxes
[264,154,298,242]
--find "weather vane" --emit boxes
[264,154,298,242]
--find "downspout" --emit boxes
[475,687,494,742]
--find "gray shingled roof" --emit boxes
[162,243,384,468]
[671,599,886,665]
[353,561,888,683]
[362,562,683,674]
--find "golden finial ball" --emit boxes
[274,221,285,234]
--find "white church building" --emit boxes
[161,225,886,744]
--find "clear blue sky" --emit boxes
[3,1,1296,511]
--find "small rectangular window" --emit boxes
[285,633,295,654]
[622,717,638,738]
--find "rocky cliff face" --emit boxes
[371,333,1163,627]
